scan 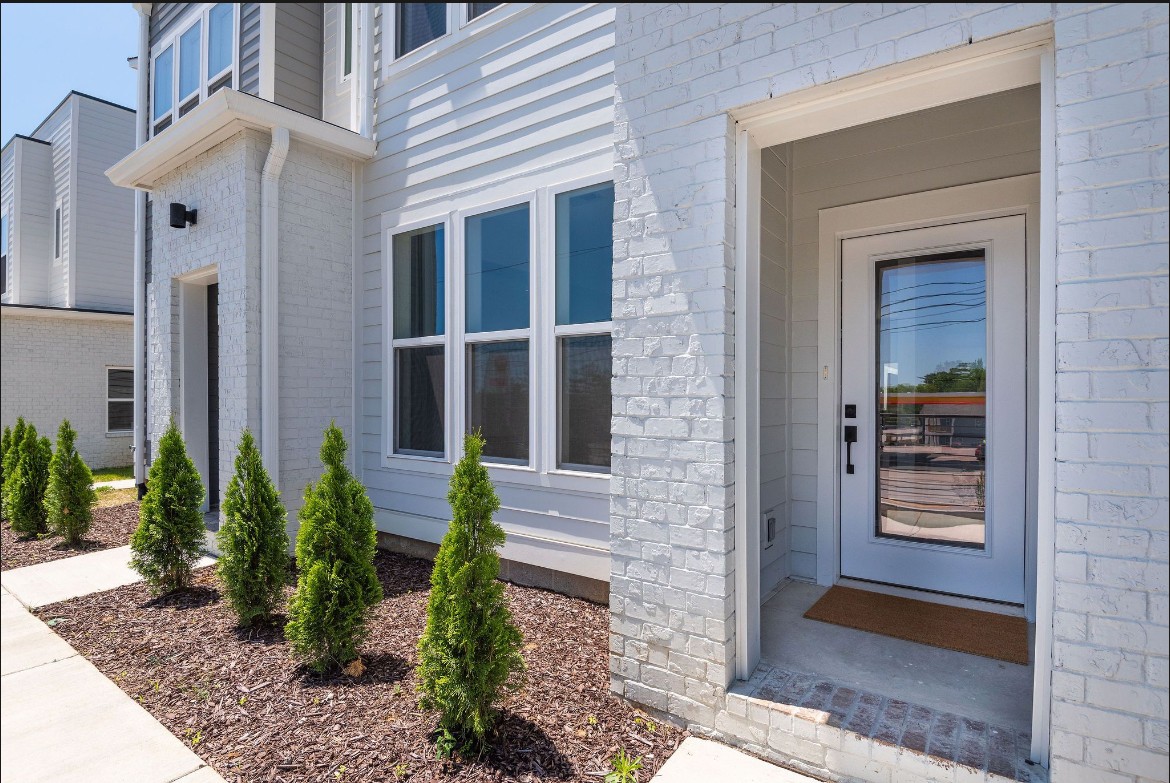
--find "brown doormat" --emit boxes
[804,585,1029,665]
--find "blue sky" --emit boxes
[1,4,138,143]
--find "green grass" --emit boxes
[95,486,138,508]
[91,465,134,483]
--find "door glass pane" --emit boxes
[392,225,444,339]
[207,3,234,78]
[153,46,174,120]
[876,251,987,549]
[465,203,529,333]
[179,21,201,99]
[556,182,615,326]
[559,334,611,471]
[468,340,529,463]
[396,3,446,58]
[396,346,445,456]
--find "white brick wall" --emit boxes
[146,129,354,531]
[1,310,133,469]
[611,3,1168,781]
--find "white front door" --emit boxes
[839,216,1027,604]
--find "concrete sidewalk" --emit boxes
[0,586,225,783]
[1,545,214,608]
[651,737,821,783]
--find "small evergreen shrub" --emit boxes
[46,420,98,545]
[7,425,53,535]
[130,419,206,593]
[417,431,525,758]
[285,422,382,672]
[1,417,28,517]
[1,425,11,500]
[217,430,289,625]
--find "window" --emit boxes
[467,2,500,19]
[395,3,446,58]
[385,176,613,477]
[342,3,354,78]
[392,224,446,456]
[465,203,530,463]
[53,202,62,260]
[1,212,8,296]
[152,3,235,135]
[107,368,134,433]
[554,182,614,470]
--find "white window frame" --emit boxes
[543,174,615,476]
[381,165,613,490]
[381,3,526,80]
[150,2,241,137]
[107,367,134,434]
[53,199,63,261]
[386,213,451,462]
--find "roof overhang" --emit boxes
[106,89,375,190]
[1,303,134,323]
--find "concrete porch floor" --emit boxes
[760,581,1034,732]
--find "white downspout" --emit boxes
[132,8,150,494]
[260,127,290,485]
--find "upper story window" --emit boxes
[395,3,446,58]
[152,3,237,136]
[342,3,354,78]
[467,3,501,20]
[1,212,8,296]
[385,3,510,71]
[53,202,62,261]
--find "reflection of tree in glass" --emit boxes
[888,359,986,393]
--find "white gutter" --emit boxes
[133,7,150,492]
[260,127,289,485]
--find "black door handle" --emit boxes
[844,425,857,475]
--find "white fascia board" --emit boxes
[106,89,376,190]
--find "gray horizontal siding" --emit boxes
[149,2,192,48]
[274,3,323,118]
[239,2,262,96]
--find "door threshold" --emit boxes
[836,576,1026,618]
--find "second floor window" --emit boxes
[53,202,62,260]
[152,3,236,136]
[396,3,446,58]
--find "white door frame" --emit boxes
[731,28,1056,765]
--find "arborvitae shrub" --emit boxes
[46,420,98,545]
[1,417,28,518]
[217,430,289,625]
[130,419,206,593]
[417,431,525,758]
[7,426,53,535]
[1,425,11,504]
[285,423,382,672]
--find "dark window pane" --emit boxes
[397,3,446,57]
[559,335,611,470]
[108,369,134,399]
[396,346,445,456]
[555,182,614,325]
[465,203,529,333]
[468,2,500,19]
[108,401,133,432]
[343,3,354,76]
[468,340,528,462]
[393,224,445,339]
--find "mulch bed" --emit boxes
[38,550,686,782]
[1,502,140,571]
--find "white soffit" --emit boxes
[734,26,1049,148]
[106,89,375,190]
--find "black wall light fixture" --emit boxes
[169,202,198,228]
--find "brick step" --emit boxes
[711,666,1045,783]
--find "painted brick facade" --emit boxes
[609,4,1168,782]
[147,129,353,525]
[0,310,133,468]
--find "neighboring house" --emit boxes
[107,4,1167,783]
[1,92,137,469]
